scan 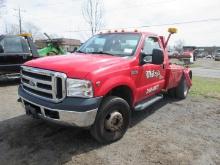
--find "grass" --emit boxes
[190,76,220,99]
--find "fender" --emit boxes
[95,75,136,103]
[183,68,192,87]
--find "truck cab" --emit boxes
[0,34,39,81]
[18,29,192,143]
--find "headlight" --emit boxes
[66,78,94,98]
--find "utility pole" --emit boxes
[18,8,22,34]
[13,8,25,34]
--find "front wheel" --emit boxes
[90,96,130,144]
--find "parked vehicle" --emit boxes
[18,28,192,143]
[214,49,220,61]
[182,46,197,64]
[168,50,180,57]
[197,53,204,58]
[206,55,212,59]
[0,33,39,81]
[196,48,205,58]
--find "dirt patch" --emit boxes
[0,83,219,165]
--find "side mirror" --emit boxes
[0,45,4,53]
[152,49,164,65]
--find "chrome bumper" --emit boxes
[20,97,98,127]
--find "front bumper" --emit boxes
[18,86,102,127]
[0,73,20,81]
[0,64,21,80]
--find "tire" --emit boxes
[176,76,189,99]
[166,87,176,98]
[90,96,130,144]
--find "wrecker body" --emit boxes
[18,28,192,143]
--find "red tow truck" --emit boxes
[181,46,197,64]
[18,28,192,143]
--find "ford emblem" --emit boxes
[29,80,36,87]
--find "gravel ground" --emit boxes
[191,67,220,78]
[191,58,220,78]
[0,83,219,165]
[194,58,220,70]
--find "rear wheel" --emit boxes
[90,96,130,144]
[176,76,189,99]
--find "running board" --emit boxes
[134,95,163,111]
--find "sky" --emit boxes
[0,0,220,46]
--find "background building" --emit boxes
[35,38,81,52]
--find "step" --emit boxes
[134,95,163,111]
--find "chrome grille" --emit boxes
[21,66,67,102]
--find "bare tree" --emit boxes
[0,0,5,8]
[82,0,104,36]
[4,22,20,35]
[3,21,44,39]
[174,39,185,53]
[23,22,44,39]
[0,0,6,16]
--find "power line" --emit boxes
[131,18,220,28]
[64,17,220,33]
[6,0,178,20]
[5,1,219,36]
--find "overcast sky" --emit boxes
[0,0,220,46]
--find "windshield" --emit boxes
[0,36,30,53]
[78,33,141,56]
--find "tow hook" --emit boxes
[25,105,39,119]
[17,98,21,102]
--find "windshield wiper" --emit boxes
[89,51,116,56]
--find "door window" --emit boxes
[142,37,161,63]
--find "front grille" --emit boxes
[21,66,67,102]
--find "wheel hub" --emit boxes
[104,111,123,132]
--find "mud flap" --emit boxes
[183,69,192,88]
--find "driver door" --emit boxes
[138,36,166,101]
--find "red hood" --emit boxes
[24,53,126,78]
